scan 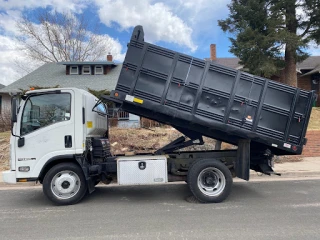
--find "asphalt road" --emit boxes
[0,179,320,240]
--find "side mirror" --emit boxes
[11,97,17,123]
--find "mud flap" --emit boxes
[87,177,95,194]
[236,139,251,181]
[257,164,281,176]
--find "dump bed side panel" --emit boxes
[109,26,316,155]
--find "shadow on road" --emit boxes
[0,181,266,207]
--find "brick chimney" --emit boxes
[107,53,113,62]
[210,44,216,61]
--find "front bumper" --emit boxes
[2,170,17,184]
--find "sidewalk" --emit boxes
[273,157,320,176]
[0,157,320,187]
[250,157,320,179]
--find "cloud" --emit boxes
[0,10,22,36]
[90,33,125,62]
[0,35,31,85]
[95,0,197,52]
[0,0,89,14]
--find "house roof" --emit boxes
[297,56,320,70]
[58,61,115,66]
[205,56,320,71]
[216,58,242,69]
[205,57,242,69]
[0,62,123,93]
[300,64,320,77]
[0,83,5,89]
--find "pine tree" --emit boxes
[218,0,320,87]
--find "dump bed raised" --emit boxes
[106,26,317,156]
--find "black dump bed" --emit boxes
[106,26,317,155]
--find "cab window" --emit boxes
[93,101,107,115]
[21,93,71,135]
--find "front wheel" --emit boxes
[43,163,87,205]
[187,159,233,203]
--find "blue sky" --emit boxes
[0,0,235,85]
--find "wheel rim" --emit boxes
[51,170,81,200]
[197,167,226,197]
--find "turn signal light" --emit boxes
[17,179,28,182]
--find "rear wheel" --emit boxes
[43,163,87,205]
[187,159,232,203]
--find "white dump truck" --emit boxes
[2,26,316,205]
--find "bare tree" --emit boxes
[16,10,114,63]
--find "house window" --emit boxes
[82,66,91,75]
[95,65,103,75]
[70,66,79,75]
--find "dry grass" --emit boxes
[109,127,236,155]
[274,155,303,164]
[308,107,320,130]
[0,131,10,171]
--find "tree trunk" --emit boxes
[284,44,297,87]
[284,0,298,87]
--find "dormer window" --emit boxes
[95,65,103,75]
[82,66,91,75]
[70,66,79,75]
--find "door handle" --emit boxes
[64,135,72,148]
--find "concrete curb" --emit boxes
[0,182,39,188]
[249,171,320,179]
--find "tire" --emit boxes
[187,159,233,203]
[43,163,87,205]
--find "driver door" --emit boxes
[15,90,75,179]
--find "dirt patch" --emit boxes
[0,131,10,171]
[308,107,320,130]
[274,155,303,164]
[109,127,236,155]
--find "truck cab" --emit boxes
[3,88,109,204]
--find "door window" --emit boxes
[20,93,71,135]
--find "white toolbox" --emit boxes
[117,155,167,185]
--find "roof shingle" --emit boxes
[0,63,122,93]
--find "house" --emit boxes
[0,55,140,128]
[0,83,6,114]
[207,44,320,106]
